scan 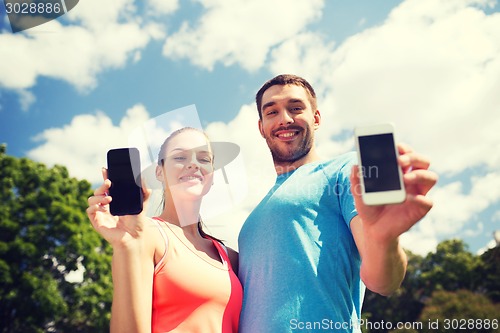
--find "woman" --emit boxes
[87,127,242,333]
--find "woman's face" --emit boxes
[158,130,214,199]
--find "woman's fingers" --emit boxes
[102,167,108,181]
[93,178,111,197]
[88,193,112,207]
[87,177,113,222]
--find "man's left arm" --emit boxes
[349,143,438,296]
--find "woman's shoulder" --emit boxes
[148,217,170,267]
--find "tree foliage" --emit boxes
[418,290,500,333]
[419,239,481,293]
[363,239,500,333]
[0,145,113,332]
[476,246,500,303]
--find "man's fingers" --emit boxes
[397,142,413,155]
[399,152,431,171]
[404,169,438,196]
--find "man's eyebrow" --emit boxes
[262,98,305,111]
[288,98,305,104]
[262,101,276,111]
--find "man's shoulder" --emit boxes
[320,151,357,172]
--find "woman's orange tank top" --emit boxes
[151,217,242,333]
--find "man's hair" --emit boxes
[255,74,317,119]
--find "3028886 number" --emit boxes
[5,2,62,14]
[443,319,499,330]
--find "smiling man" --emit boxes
[258,83,320,166]
[237,74,438,333]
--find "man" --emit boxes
[237,74,437,332]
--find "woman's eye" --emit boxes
[173,156,186,161]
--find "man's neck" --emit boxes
[274,149,322,175]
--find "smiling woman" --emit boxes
[86,126,243,333]
[157,127,215,204]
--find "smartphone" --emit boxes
[354,123,406,205]
[107,148,143,216]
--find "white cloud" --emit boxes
[205,104,275,204]
[203,104,276,248]
[400,170,500,255]
[477,239,498,255]
[327,0,500,176]
[0,0,163,91]
[27,104,150,184]
[17,89,36,111]
[162,0,324,71]
[146,0,179,16]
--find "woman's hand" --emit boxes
[87,168,151,249]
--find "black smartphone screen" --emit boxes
[107,148,143,216]
[358,133,401,193]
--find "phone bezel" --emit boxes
[354,123,406,206]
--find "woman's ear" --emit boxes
[155,164,164,182]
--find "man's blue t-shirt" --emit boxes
[238,152,365,333]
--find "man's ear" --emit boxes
[258,119,265,138]
[313,109,321,130]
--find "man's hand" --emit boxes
[350,143,438,242]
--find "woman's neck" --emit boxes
[159,198,202,236]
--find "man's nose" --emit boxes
[279,110,294,125]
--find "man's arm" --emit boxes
[350,216,407,296]
[350,143,438,296]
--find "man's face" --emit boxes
[258,84,321,164]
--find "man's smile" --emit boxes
[273,127,302,142]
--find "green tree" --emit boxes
[419,239,481,294]
[362,251,426,333]
[477,246,500,302]
[0,144,113,332]
[418,289,500,333]
[362,240,499,333]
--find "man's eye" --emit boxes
[173,156,186,161]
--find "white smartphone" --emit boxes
[354,123,406,205]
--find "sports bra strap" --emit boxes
[152,217,169,273]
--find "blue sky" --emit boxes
[1,0,499,255]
